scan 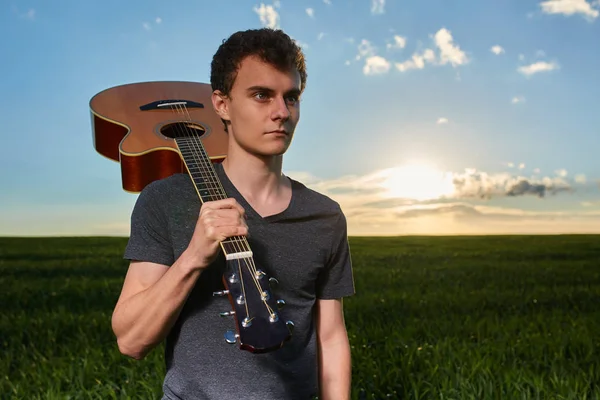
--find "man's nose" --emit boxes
[271,96,291,120]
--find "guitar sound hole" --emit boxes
[160,122,206,139]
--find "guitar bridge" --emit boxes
[139,99,204,111]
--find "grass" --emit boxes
[1,235,600,399]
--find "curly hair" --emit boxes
[210,28,307,131]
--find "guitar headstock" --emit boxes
[214,258,294,353]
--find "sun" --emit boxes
[379,162,456,201]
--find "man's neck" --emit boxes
[221,148,288,204]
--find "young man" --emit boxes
[111,28,355,400]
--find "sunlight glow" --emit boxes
[379,163,456,200]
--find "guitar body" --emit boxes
[90,81,228,193]
[90,81,293,353]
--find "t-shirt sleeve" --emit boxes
[123,182,174,266]
[316,208,355,299]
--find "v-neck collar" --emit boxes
[214,162,297,223]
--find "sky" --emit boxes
[1,0,599,237]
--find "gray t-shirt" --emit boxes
[123,162,355,400]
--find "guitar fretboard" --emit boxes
[175,136,251,258]
[176,137,226,202]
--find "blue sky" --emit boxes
[1,0,599,236]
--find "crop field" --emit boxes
[1,235,600,399]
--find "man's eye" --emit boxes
[286,96,299,104]
[254,92,268,100]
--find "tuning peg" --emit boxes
[276,299,286,309]
[220,310,235,317]
[286,320,295,334]
[269,277,279,289]
[255,269,266,280]
[224,330,239,344]
[213,290,229,297]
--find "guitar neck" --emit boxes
[175,136,252,260]
[176,136,227,202]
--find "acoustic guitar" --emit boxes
[90,80,293,353]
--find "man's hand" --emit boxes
[186,197,248,269]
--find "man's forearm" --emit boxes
[111,251,202,359]
[319,333,352,399]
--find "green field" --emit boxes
[2,235,600,399]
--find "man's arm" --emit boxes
[316,298,352,400]
[112,197,249,360]
[111,250,202,360]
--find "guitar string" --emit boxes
[170,103,275,319]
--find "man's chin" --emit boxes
[255,145,290,158]
[258,139,292,156]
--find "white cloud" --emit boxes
[581,200,600,207]
[491,45,505,55]
[253,3,280,29]
[519,163,526,169]
[434,28,470,67]
[358,27,467,76]
[356,39,377,59]
[12,4,36,21]
[323,0,332,4]
[539,0,599,20]
[144,17,162,30]
[555,168,568,177]
[437,117,449,124]
[317,32,325,40]
[451,169,573,199]
[363,56,391,75]
[395,49,436,72]
[371,0,385,14]
[306,8,315,18]
[512,96,526,104]
[387,35,407,50]
[518,61,560,76]
[575,174,587,183]
[23,8,35,20]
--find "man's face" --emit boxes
[215,55,302,158]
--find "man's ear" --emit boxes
[211,90,230,122]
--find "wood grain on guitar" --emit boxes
[90,81,293,353]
